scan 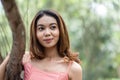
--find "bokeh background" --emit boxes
[0,0,120,80]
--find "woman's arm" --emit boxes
[69,61,82,80]
[0,54,10,80]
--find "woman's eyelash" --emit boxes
[51,26,56,29]
[38,27,44,31]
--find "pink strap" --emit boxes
[67,61,73,72]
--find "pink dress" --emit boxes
[23,60,72,80]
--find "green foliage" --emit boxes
[0,9,12,57]
[0,0,120,80]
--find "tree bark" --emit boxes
[1,0,26,80]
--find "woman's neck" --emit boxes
[44,46,59,59]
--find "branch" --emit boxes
[1,0,26,80]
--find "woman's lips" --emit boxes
[43,38,53,43]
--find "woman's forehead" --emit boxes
[37,15,57,25]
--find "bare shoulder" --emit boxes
[69,61,82,80]
[71,61,82,72]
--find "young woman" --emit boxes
[0,9,82,80]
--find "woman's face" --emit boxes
[36,15,59,48]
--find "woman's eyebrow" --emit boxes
[49,23,57,26]
[37,24,44,27]
[37,23,57,27]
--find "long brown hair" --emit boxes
[30,9,80,63]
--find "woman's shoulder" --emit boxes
[68,61,82,80]
[70,61,82,73]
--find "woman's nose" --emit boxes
[44,29,51,37]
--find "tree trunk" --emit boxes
[1,0,26,80]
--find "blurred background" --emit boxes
[0,0,120,80]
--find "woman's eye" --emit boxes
[38,27,44,31]
[50,26,56,30]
